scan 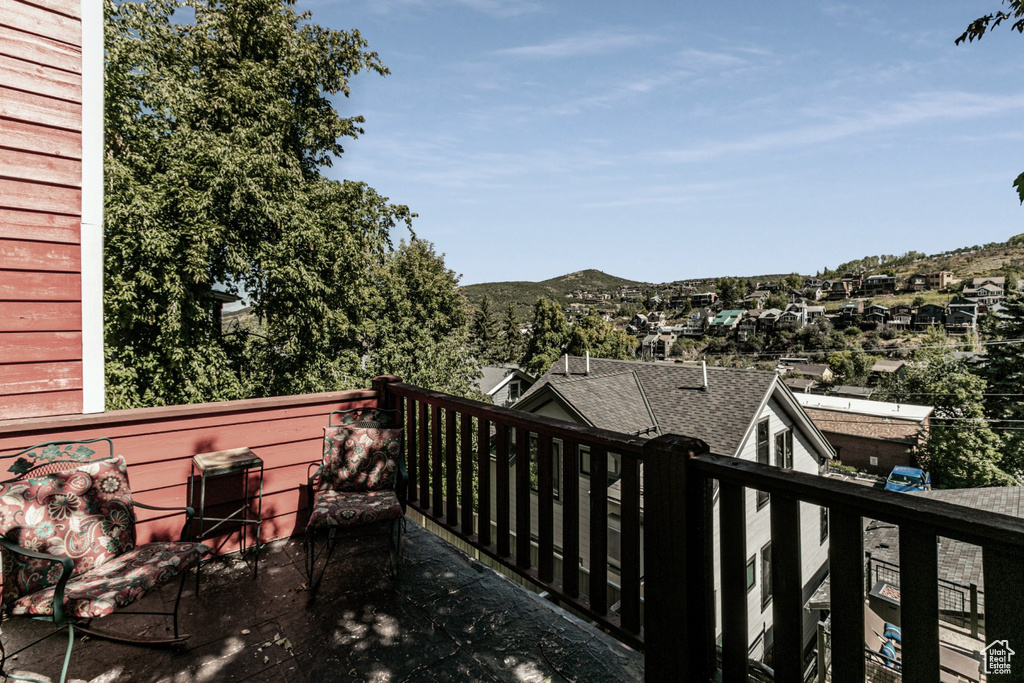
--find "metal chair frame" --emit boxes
[0,439,201,683]
[304,409,408,594]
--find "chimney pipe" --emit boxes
[564,354,569,376]
[586,350,590,375]
[702,360,708,391]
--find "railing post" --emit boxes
[982,543,1024,683]
[865,551,872,595]
[970,581,979,638]
[642,435,711,683]
[371,375,402,411]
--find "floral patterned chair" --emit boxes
[304,408,407,593]
[0,439,210,683]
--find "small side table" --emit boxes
[189,447,263,592]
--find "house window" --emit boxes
[820,507,829,544]
[746,555,756,593]
[773,429,792,469]
[507,381,520,403]
[580,447,590,475]
[761,541,772,610]
[756,419,770,509]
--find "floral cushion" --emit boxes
[333,408,396,427]
[309,489,403,529]
[9,541,210,619]
[0,456,137,608]
[321,426,402,492]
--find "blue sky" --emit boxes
[298,0,1024,286]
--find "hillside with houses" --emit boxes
[465,235,1024,393]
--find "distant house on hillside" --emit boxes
[513,356,835,658]
[862,274,897,297]
[926,271,955,290]
[690,291,718,308]
[946,297,979,334]
[962,276,1006,307]
[905,274,927,292]
[708,309,744,336]
[914,304,945,329]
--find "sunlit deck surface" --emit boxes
[3,521,644,682]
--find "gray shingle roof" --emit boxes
[864,487,1024,590]
[550,371,657,437]
[519,357,778,456]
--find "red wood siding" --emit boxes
[1,0,84,419]
[0,389,381,553]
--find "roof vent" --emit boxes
[564,354,569,376]
[586,350,590,376]
[702,360,708,391]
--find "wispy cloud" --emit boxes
[652,91,1024,164]
[492,29,659,59]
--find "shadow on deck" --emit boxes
[1,521,644,682]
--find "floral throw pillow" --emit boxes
[0,456,136,606]
[321,426,402,492]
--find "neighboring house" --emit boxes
[477,365,537,408]
[914,303,945,329]
[869,360,906,383]
[780,303,808,327]
[863,304,889,327]
[789,364,834,383]
[946,297,979,334]
[962,276,1006,307]
[708,309,744,336]
[784,377,819,394]
[744,290,771,307]
[758,308,784,333]
[795,394,931,475]
[830,385,873,400]
[679,308,713,337]
[889,304,913,329]
[926,271,955,290]
[736,310,762,342]
[690,292,718,308]
[905,274,927,292]
[513,356,835,658]
[839,301,864,324]
[861,275,897,297]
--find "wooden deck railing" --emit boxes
[378,378,1024,683]
[682,452,1024,683]
[379,378,648,647]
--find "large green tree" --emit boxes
[521,298,637,376]
[876,348,1017,488]
[104,0,468,407]
[362,240,480,398]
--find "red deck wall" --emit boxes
[0,389,381,553]
[0,0,85,419]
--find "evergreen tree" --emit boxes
[499,303,524,365]
[978,292,1024,477]
[470,296,498,362]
